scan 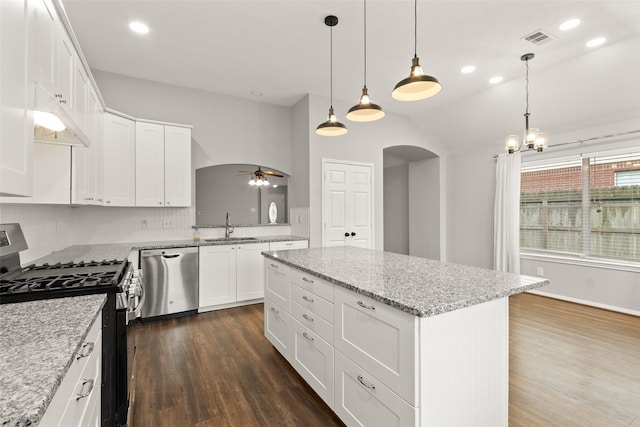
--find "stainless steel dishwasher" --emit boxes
[139,247,198,320]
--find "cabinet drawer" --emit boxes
[291,268,334,302]
[265,261,290,309]
[264,298,293,362]
[291,300,334,345]
[334,351,417,427]
[292,320,334,408]
[291,283,333,324]
[269,240,308,251]
[334,286,417,406]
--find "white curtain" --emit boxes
[494,152,521,273]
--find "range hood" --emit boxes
[33,82,91,147]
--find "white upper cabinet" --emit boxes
[55,23,75,116]
[164,125,192,207]
[28,0,56,94]
[85,90,103,205]
[135,122,165,207]
[136,122,192,207]
[0,0,33,197]
[103,113,135,206]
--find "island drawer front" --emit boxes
[265,262,291,309]
[291,283,334,324]
[269,240,308,251]
[291,320,335,408]
[264,298,293,362]
[40,314,103,427]
[334,286,417,406]
[334,351,417,427]
[290,268,334,302]
[291,299,334,344]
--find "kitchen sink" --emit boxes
[204,237,259,242]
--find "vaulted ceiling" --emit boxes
[63,1,640,153]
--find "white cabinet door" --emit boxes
[199,245,237,308]
[292,320,335,408]
[323,161,373,249]
[56,24,74,115]
[103,113,135,206]
[236,243,268,301]
[71,146,88,204]
[334,351,417,427]
[164,125,191,207]
[86,89,104,205]
[334,286,417,405]
[28,0,57,94]
[264,298,293,361]
[0,0,33,197]
[73,62,88,137]
[135,122,165,206]
[265,261,290,309]
[0,143,71,205]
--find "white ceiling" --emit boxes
[62,1,640,152]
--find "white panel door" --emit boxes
[56,25,74,114]
[71,146,88,204]
[103,113,135,206]
[0,0,33,197]
[28,0,57,94]
[164,125,191,207]
[323,160,373,248]
[236,243,268,301]
[199,245,237,308]
[135,122,165,206]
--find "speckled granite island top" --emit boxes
[0,295,106,427]
[262,247,549,317]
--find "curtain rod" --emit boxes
[493,129,640,159]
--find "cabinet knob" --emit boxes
[158,201,163,205]
[55,93,63,99]
[351,232,356,237]
[106,200,111,204]
[344,232,349,237]
[76,379,95,401]
[357,375,376,390]
[357,300,375,310]
[166,201,170,205]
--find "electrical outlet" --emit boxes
[141,219,149,229]
[536,267,544,276]
[163,218,173,229]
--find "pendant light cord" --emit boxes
[330,24,334,108]
[414,0,418,57]
[525,58,530,116]
[363,0,367,86]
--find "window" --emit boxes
[520,152,640,262]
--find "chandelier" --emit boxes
[505,53,548,153]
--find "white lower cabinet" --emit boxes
[268,240,308,251]
[40,313,102,427]
[264,260,290,308]
[199,243,268,311]
[334,351,417,427]
[292,320,334,407]
[264,298,293,361]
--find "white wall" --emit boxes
[409,157,440,260]
[290,95,310,209]
[307,94,443,249]
[384,164,409,255]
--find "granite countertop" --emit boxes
[0,295,106,426]
[29,235,308,265]
[262,247,549,318]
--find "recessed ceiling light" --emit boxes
[489,76,503,84]
[559,18,581,31]
[586,37,606,48]
[129,21,149,34]
[461,65,476,74]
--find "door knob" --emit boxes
[344,232,349,237]
[351,232,356,237]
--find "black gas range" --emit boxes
[0,223,132,427]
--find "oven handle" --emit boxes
[134,280,145,313]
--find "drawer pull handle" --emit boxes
[76,342,95,360]
[357,301,375,310]
[302,313,314,322]
[285,243,294,246]
[270,263,279,269]
[76,379,95,400]
[302,332,314,342]
[302,277,314,284]
[357,375,376,390]
[270,307,279,314]
[302,295,314,303]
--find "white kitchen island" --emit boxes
[262,247,549,427]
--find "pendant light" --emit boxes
[391,0,442,101]
[346,0,384,122]
[505,53,548,153]
[316,15,348,136]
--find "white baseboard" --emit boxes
[526,290,640,317]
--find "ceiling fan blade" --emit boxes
[263,171,284,177]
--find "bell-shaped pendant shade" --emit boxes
[316,107,348,136]
[392,56,442,101]
[346,87,385,122]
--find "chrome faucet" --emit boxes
[225,212,234,238]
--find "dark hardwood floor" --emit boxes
[129,294,640,427]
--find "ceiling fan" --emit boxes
[238,166,284,187]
